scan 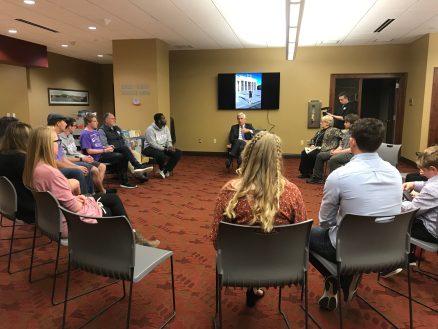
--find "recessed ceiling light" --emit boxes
[23,0,35,5]
[97,54,103,58]
[61,44,69,48]
[8,29,17,34]
[88,26,97,30]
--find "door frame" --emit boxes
[329,73,407,144]
[428,68,438,145]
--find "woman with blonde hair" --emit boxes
[211,131,307,307]
[298,115,341,178]
[0,121,35,223]
[23,126,159,247]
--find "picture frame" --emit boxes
[48,88,89,106]
[307,100,322,128]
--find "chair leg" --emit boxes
[304,272,308,329]
[28,225,38,282]
[51,241,62,305]
[412,249,438,280]
[278,286,291,329]
[160,255,176,329]
[337,274,343,329]
[62,256,71,329]
[377,271,437,312]
[407,264,413,329]
[126,280,134,329]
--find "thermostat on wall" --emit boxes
[132,98,141,105]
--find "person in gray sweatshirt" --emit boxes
[142,113,182,179]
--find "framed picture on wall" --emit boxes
[48,88,89,106]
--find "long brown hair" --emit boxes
[23,126,56,188]
[224,131,285,232]
[0,121,31,153]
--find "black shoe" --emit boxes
[306,177,324,184]
[105,188,117,194]
[246,288,265,307]
[341,273,362,303]
[136,173,149,182]
[318,276,338,311]
[298,173,311,179]
[225,158,231,169]
[120,182,137,189]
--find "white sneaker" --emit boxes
[120,182,138,189]
[159,170,166,179]
[165,171,171,177]
[380,268,403,278]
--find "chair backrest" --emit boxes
[30,190,62,241]
[0,176,17,220]
[60,206,135,280]
[217,219,313,288]
[376,143,402,166]
[336,210,417,275]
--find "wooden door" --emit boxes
[429,68,438,145]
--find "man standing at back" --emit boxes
[328,91,357,129]
[226,112,255,168]
[309,118,402,311]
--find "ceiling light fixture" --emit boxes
[8,29,17,34]
[61,44,69,48]
[97,54,103,58]
[286,0,305,61]
[88,26,97,30]
[23,0,35,5]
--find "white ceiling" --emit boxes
[1,0,438,64]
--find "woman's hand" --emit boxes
[402,182,415,191]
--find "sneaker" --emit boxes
[165,171,171,177]
[105,188,118,194]
[120,182,137,189]
[380,268,403,278]
[408,253,418,266]
[159,170,166,179]
[246,288,265,307]
[135,164,154,173]
[135,173,149,182]
[318,276,338,311]
[306,177,324,184]
[133,166,151,175]
[342,273,362,303]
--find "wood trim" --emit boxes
[181,151,301,158]
[428,67,438,145]
[329,73,407,143]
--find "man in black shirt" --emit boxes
[328,91,357,129]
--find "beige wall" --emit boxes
[99,64,115,115]
[0,64,29,122]
[402,35,429,160]
[28,52,102,127]
[113,39,170,131]
[170,45,409,154]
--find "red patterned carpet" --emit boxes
[0,156,437,329]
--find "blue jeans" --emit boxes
[309,226,353,289]
[59,167,93,195]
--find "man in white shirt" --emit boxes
[310,118,402,311]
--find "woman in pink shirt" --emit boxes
[23,126,159,247]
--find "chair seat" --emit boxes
[133,245,173,283]
[310,251,337,275]
[410,237,438,252]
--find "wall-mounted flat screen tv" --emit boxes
[218,72,280,110]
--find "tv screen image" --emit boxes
[235,73,262,109]
[218,72,279,110]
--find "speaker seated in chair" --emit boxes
[225,112,254,170]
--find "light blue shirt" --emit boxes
[319,152,403,247]
[402,175,438,239]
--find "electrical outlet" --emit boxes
[198,138,202,143]
[213,138,217,144]
[300,140,304,146]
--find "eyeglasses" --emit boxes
[53,139,61,143]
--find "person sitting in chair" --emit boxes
[211,131,307,307]
[226,112,255,169]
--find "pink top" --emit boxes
[32,162,101,237]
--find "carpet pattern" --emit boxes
[0,156,437,329]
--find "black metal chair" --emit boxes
[28,190,69,305]
[377,208,438,313]
[0,176,45,274]
[214,219,313,329]
[310,210,417,329]
[60,206,176,329]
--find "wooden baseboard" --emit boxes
[181,151,300,158]
[400,156,416,168]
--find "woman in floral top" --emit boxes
[211,131,307,307]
